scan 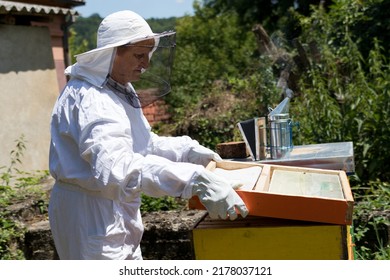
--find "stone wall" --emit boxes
[22,210,206,260]
[4,177,206,260]
[141,210,206,260]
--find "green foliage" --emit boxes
[140,194,184,213]
[0,178,23,260]
[352,180,390,260]
[1,135,26,186]
[330,0,390,59]
[202,0,334,32]
[0,216,24,260]
[164,63,280,150]
[68,28,89,64]
[166,10,271,148]
[289,0,390,183]
[0,136,49,260]
[70,13,102,50]
[172,9,257,93]
[147,17,177,32]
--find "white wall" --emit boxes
[0,24,59,172]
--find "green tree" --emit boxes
[68,28,89,63]
[147,17,177,32]
[288,0,390,183]
[164,7,281,148]
[71,13,102,50]
[201,0,333,32]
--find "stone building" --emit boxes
[0,0,85,172]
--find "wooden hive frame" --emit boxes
[189,160,354,225]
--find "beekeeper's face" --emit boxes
[110,38,155,84]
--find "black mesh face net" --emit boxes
[130,31,176,108]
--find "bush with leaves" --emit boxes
[288,0,390,183]
[352,180,390,260]
[163,9,283,148]
[0,136,49,260]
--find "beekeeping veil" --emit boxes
[65,10,176,108]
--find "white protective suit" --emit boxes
[48,10,246,260]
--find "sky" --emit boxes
[75,0,195,19]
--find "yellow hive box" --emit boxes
[192,215,355,260]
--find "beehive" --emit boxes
[189,160,354,225]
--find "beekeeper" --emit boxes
[48,10,248,260]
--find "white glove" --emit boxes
[187,145,222,167]
[191,169,249,220]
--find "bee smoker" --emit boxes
[268,113,293,159]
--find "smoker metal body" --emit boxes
[268,113,293,159]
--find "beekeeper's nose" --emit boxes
[141,56,150,69]
[135,53,150,69]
